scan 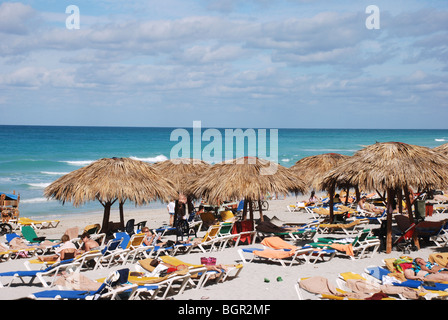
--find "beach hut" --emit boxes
[321,142,448,253]
[191,156,307,222]
[44,157,178,234]
[289,153,351,222]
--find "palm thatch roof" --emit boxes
[288,153,350,191]
[44,157,178,234]
[191,156,307,205]
[320,142,448,254]
[44,157,178,206]
[434,143,448,157]
[152,158,211,197]
[321,142,448,192]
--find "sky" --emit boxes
[0,0,447,129]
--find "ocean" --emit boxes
[1,125,447,219]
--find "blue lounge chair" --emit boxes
[29,268,139,300]
[0,258,80,288]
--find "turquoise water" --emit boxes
[1,125,447,219]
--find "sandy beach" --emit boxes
[0,193,446,303]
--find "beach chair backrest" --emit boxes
[125,219,135,236]
[128,233,145,249]
[114,232,131,249]
[203,224,221,242]
[102,238,122,255]
[218,222,233,236]
[21,225,39,242]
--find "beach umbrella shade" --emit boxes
[191,156,307,222]
[289,153,351,191]
[152,158,211,198]
[44,157,178,234]
[289,153,352,218]
[434,143,448,157]
[321,142,448,253]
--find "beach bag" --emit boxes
[200,257,217,266]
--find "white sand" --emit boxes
[0,194,444,301]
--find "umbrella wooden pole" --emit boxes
[248,199,254,222]
[258,199,264,222]
[397,191,403,213]
[404,186,420,249]
[119,201,125,230]
[100,201,112,234]
[355,186,360,203]
[385,188,395,253]
[242,199,248,220]
[328,185,335,223]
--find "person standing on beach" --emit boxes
[174,194,187,223]
[167,199,176,226]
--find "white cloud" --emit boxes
[0,1,447,129]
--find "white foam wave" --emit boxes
[61,160,94,166]
[41,171,70,175]
[281,158,290,162]
[21,197,52,204]
[27,182,51,188]
[130,155,168,163]
[435,139,446,142]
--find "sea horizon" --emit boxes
[1,124,447,220]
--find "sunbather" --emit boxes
[404,258,448,282]
[77,232,100,255]
[37,234,76,262]
[357,197,383,215]
[142,227,168,247]
[413,257,448,274]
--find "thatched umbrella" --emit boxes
[191,156,307,222]
[152,158,211,198]
[321,142,448,253]
[289,153,352,221]
[44,157,178,234]
[434,143,448,157]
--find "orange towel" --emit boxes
[261,237,297,250]
[253,249,295,259]
[330,243,354,256]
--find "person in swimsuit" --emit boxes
[404,257,448,281]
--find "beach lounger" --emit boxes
[17,217,60,230]
[417,220,448,247]
[316,218,368,236]
[130,260,192,299]
[307,229,381,260]
[237,237,315,267]
[159,255,243,289]
[0,258,80,288]
[26,249,104,272]
[254,220,317,243]
[20,225,60,245]
[29,268,138,300]
[286,203,305,212]
[156,255,213,289]
[92,238,124,270]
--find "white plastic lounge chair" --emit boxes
[29,268,138,300]
[0,258,80,288]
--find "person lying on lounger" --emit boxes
[37,234,77,262]
[413,257,448,274]
[357,196,383,215]
[404,257,448,281]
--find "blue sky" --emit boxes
[0,0,447,129]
